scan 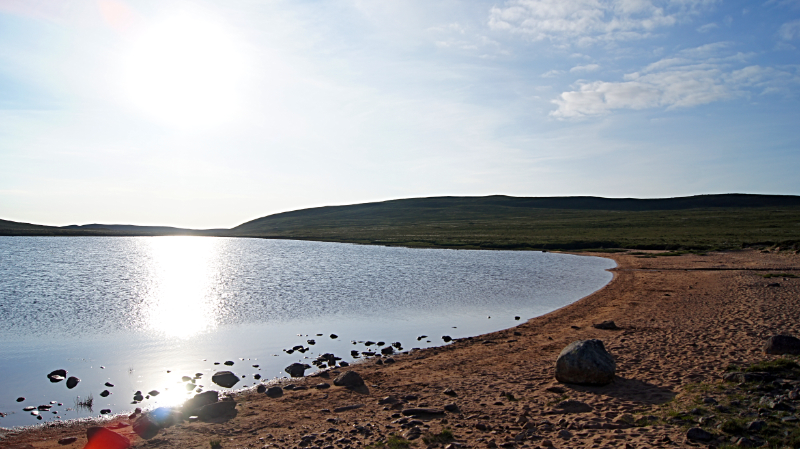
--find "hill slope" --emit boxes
[230,194,800,250]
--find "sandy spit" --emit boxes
[2,249,799,449]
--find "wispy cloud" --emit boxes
[696,22,718,32]
[570,63,601,73]
[552,43,800,117]
[488,0,717,44]
[779,20,800,40]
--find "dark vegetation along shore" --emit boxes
[2,194,800,251]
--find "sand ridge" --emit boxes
[2,249,799,449]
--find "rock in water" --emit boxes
[85,426,131,449]
[211,371,240,388]
[285,363,311,378]
[555,339,615,386]
[47,369,67,383]
[764,335,800,355]
[66,376,80,389]
[333,371,365,388]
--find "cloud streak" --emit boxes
[488,0,717,44]
[552,44,800,117]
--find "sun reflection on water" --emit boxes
[143,237,221,338]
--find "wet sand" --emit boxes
[2,249,799,449]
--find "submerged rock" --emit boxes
[285,363,311,378]
[47,369,67,383]
[211,371,240,388]
[66,377,80,389]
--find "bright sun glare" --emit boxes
[145,237,220,338]
[122,14,248,127]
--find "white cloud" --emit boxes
[570,63,601,72]
[779,20,800,40]
[541,69,565,78]
[551,43,800,117]
[488,0,717,44]
[696,22,718,32]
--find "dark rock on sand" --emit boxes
[132,415,160,439]
[256,385,267,393]
[764,335,800,355]
[266,387,284,398]
[333,371,364,388]
[86,426,131,449]
[555,339,615,386]
[339,361,349,367]
[285,363,311,378]
[211,371,240,388]
[593,320,619,330]
[47,369,67,383]
[183,391,219,415]
[58,436,77,445]
[66,377,80,389]
[198,400,236,421]
[552,400,593,414]
[686,427,714,442]
[444,388,457,396]
[402,408,446,417]
[316,382,331,389]
[444,403,460,413]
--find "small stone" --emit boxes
[285,363,311,378]
[66,377,80,389]
[557,429,572,439]
[16,397,25,402]
[330,334,338,339]
[443,388,457,396]
[686,427,714,442]
[554,339,615,386]
[47,369,68,383]
[316,382,331,389]
[58,436,78,445]
[148,390,160,396]
[224,361,234,366]
[100,390,111,397]
[592,320,619,330]
[105,382,115,387]
[764,335,800,355]
[100,409,112,414]
[198,400,237,421]
[442,336,452,342]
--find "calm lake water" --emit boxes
[0,237,615,428]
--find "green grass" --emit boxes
[422,428,455,445]
[4,194,800,251]
[743,358,800,375]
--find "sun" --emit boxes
[122,13,248,128]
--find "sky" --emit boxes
[0,0,798,229]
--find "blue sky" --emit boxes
[0,0,798,228]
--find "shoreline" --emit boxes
[2,249,799,448]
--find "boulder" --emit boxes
[211,371,240,388]
[85,427,131,449]
[198,400,236,421]
[66,377,80,389]
[555,339,615,386]
[764,335,800,355]
[183,391,219,415]
[132,415,160,439]
[265,387,283,398]
[285,363,311,378]
[333,371,364,388]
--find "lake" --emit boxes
[0,237,615,428]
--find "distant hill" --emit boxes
[3,194,800,250]
[229,194,800,250]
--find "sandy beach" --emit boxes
[3,249,799,449]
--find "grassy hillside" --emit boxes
[229,195,800,251]
[3,194,800,250]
